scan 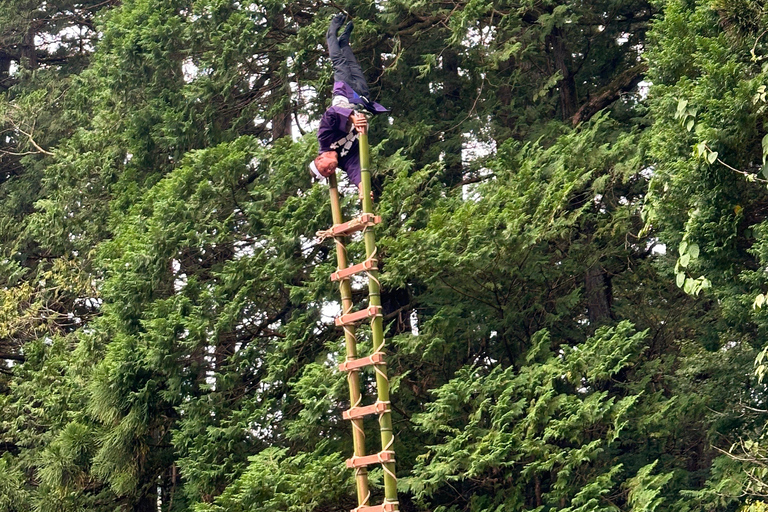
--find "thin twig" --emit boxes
[16,126,54,156]
[704,143,768,183]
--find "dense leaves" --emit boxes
[0,0,766,511]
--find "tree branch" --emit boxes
[571,62,648,126]
[0,352,24,362]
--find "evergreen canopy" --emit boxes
[1,1,768,511]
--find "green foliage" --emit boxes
[0,0,759,511]
[0,454,30,511]
[626,462,673,512]
[404,322,646,511]
[194,447,350,512]
[644,0,768,503]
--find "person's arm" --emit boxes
[349,113,369,200]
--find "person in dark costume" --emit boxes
[327,13,370,105]
[310,14,387,198]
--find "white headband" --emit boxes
[309,160,325,180]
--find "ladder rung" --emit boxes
[352,503,398,512]
[345,451,395,469]
[329,213,381,237]
[331,259,378,282]
[343,401,389,420]
[335,306,381,327]
[338,352,385,372]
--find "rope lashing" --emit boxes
[367,305,389,384]
[382,432,394,451]
[351,489,372,512]
[335,237,348,260]
[351,419,365,437]
[377,400,391,421]
[349,379,363,408]
[351,416,366,437]
[316,214,377,241]
[380,436,397,481]
[369,308,385,346]
[342,299,356,341]
[374,365,388,380]
[346,449,395,468]
[363,246,381,289]
[380,460,397,481]
[349,377,365,437]
[378,451,395,464]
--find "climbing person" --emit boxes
[309,13,387,199]
[310,106,368,199]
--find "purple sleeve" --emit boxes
[327,105,353,119]
[317,106,353,152]
[343,150,361,186]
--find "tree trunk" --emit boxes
[270,13,292,140]
[160,463,179,511]
[20,24,37,70]
[494,57,520,142]
[535,475,542,506]
[585,265,613,326]
[548,28,577,120]
[441,48,463,186]
[0,51,11,90]
[271,104,292,140]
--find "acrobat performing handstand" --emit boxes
[309,13,388,200]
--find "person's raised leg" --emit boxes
[327,14,355,86]
[339,23,370,99]
[341,47,370,98]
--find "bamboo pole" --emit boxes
[358,129,398,510]
[328,173,371,509]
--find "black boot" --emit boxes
[339,20,354,46]
[328,13,346,36]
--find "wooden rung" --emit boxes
[352,503,398,512]
[338,352,385,372]
[343,401,389,420]
[331,259,377,282]
[329,213,381,237]
[345,451,395,469]
[335,306,381,327]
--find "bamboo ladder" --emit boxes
[321,119,398,512]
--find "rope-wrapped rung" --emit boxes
[331,258,377,282]
[327,213,381,237]
[346,450,395,469]
[339,352,385,372]
[352,503,398,512]
[335,305,381,327]
[343,401,389,420]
